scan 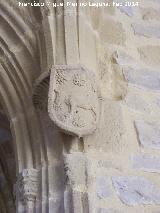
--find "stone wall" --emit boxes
[80,0,160,212]
[0,0,160,212]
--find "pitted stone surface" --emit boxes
[132,24,160,38]
[122,67,160,90]
[3,0,160,212]
[96,176,112,199]
[132,154,160,173]
[48,65,100,137]
[135,121,160,149]
[112,176,160,205]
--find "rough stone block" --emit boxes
[124,92,151,113]
[96,176,112,199]
[135,121,160,149]
[122,67,160,90]
[132,23,160,38]
[112,176,160,205]
[112,50,135,66]
[138,46,160,68]
[99,18,126,45]
[141,8,160,21]
[132,153,160,173]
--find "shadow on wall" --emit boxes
[0,109,16,212]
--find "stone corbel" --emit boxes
[16,169,39,204]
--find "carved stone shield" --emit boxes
[48,65,100,137]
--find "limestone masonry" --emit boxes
[0,0,160,212]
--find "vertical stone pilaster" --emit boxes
[64,151,89,213]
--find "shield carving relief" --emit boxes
[48,65,100,137]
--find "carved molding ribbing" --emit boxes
[33,71,50,111]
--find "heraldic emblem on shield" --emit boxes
[48,65,100,137]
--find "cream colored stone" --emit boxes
[0,0,160,212]
[99,17,126,45]
[138,46,160,68]
[48,65,100,137]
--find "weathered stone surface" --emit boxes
[156,97,160,107]
[112,176,160,205]
[138,46,160,68]
[118,5,133,17]
[122,67,160,90]
[148,0,160,3]
[84,99,124,152]
[3,0,160,212]
[97,208,120,213]
[124,92,151,113]
[64,152,86,186]
[48,65,100,137]
[132,23,160,38]
[90,7,102,30]
[141,8,160,21]
[132,154,160,173]
[75,191,89,213]
[96,176,112,199]
[99,17,126,45]
[135,121,160,149]
[112,50,135,66]
[16,169,39,203]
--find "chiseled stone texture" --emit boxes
[122,67,160,90]
[135,121,160,149]
[132,23,160,38]
[112,176,160,205]
[96,176,112,199]
[132,153,160,173]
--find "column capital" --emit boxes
[16,169,39,203]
